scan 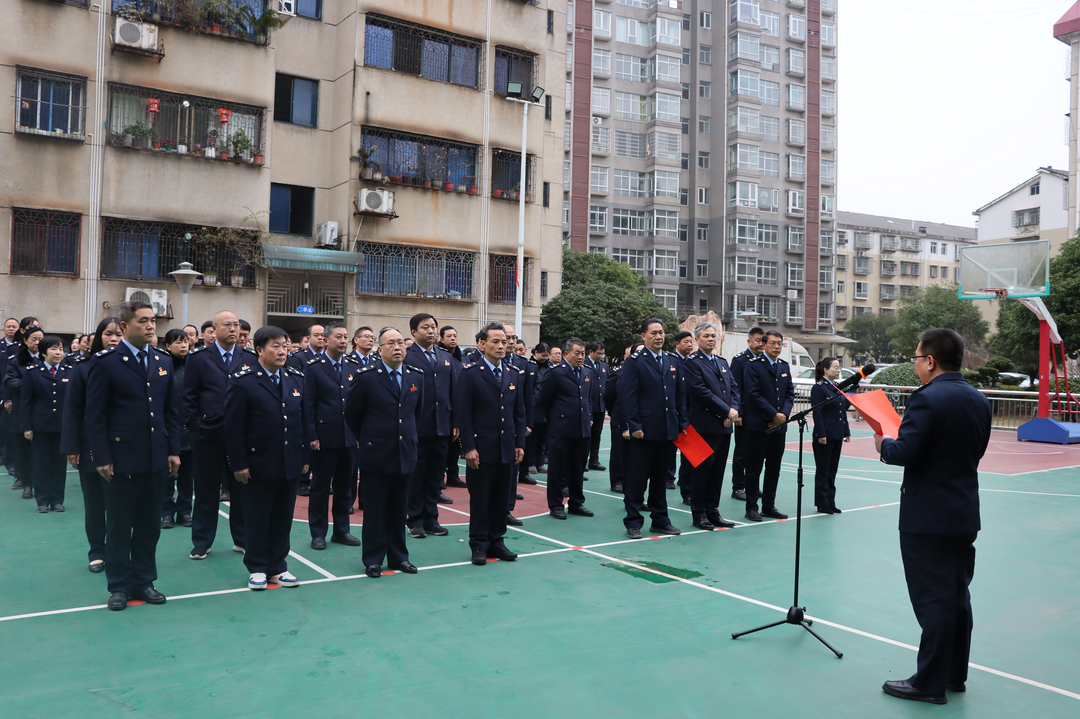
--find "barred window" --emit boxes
[11,209,80,276]
[16,69,86,139]
[489,254,534,305]
[101,218,257,287]
[360,127,479,188]
[491,149,535,198]
[494,47,538,97]
[108,83,264,160]
[110,0,264,43]
[648,130,681,159]
[356,242,476,300]
[592,125,610,153]
[364,14,481,89]
[614,130,647,159]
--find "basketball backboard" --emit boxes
[958,239,1050,300]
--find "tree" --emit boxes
[990,233,1080,376]
[540,249,678,359]
[888,283,988,357]
[840,312,897,362]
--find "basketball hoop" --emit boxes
[979,287,1009,302]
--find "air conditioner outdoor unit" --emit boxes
[316,221,340,248]
[125,287,169,318]
[786,289,799,300]
[115,21,159,51]
[591,117,603,126]
[359,188,395,215]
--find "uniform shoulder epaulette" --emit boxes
[189,345,209,355]
[528,358,538,366]
[689,350,704,359]
[630,348,644,359]
[748,354,765,362]
[462,360,481,370]
[95,346,115,357]
[358,364,375,373]
[75,353,92,363]
[240,346,257,354]
[234,366,254,378]
[342,355,359,365]
[286,366,304,376]
[405,364,424,374]
[776,358,788,365]
[308,356,324,365]
[515,365,525,374]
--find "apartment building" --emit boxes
[1,0,565,345]
[1056,3,1080,237]
[566,0,838,336]
[832,211,976,332]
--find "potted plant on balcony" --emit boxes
[177,0,205,29]
[162,138,176,152]
[204,129,218,158]
[204,0,230,33]
[351,146,381,180]
[203,271,219,286]
[243,7,288,44]
[115,1,143,22]
[193,143,203,157]
[230,129,254,162]
[126,121,153,149]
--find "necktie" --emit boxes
[656,352,662,368]
[392,369,401,390]
[223,351,232,367]
[574,366,581,382]
[137,349,147,374]
[271,373,279,387]
[426,350,436,369]
[494,365,502,381]
[333,362,341,380]
[50,366,56,379]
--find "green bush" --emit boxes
[972,366,1000,386]
[960,369,981,388]
[986,356,1014,373]
[870,363,920,387]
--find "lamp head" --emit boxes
[506,81,524,98]
[530,86,545,103]
[169,261,202,291]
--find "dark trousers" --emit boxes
[445,436,462,485]
[360,472,409,567]
[588,412,605,465]
[730,424,748,492]
[102,470,165,595]
[407,435,450,529]
[31,431,65,507]
[348,447,362,507]
[623,439,675,530]
[2,412,17,473]
[812,438,843,509]
[900,531,977,696]
[690,433,732,522]
[163,448,194,520]
[677,451,692,501]
[309,445,355,538]
[15,433,34,488]
[240,478,298,576]
[466,460,512,553]
[608,426,629,489]
[744,428,786,511]
[547,436,589,511]
[80,469,107,562]
[191,435,245,550]
[527,422,549,468]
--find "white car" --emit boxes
[792,366,859,398]
[998,372,1032,388]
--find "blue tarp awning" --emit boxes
[262,245,363,273]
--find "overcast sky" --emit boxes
[838,0,1075,228]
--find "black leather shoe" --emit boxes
[550,507,567,520]
[745,509,763,522]
[611,483,624,493]
[568,506,594,517]
[519,475,537,485]
[882,680,946,704]
[138,586,166,605]
[762,507,788,520]
[437,492,453,504]
[515,493,524,500]
[731,489,747,501]
[409,526,426,539]
[296,485,310,497]
[535,465,547,474]
[650,524,681,536]
[37,505,48,513]
[392,561,419,574]
[947,681,966,692]
[665,480,676,490]
[626,527,643,539]
[589,462,606,471]
[11,479,22,489]
[487,547,518,561]
[365,565,382,578]
[712,515,736,528]
[331,532,361,547]
[642,504,654,513]
[348,505,354,514]
[53,503,65,512]
[446,477,468,488]
[682,497,691,506]
[693,519,715,531]
[23,487,34,499]
[817,506,833,514]
[831,506,842,514]
[426,524,449,536]
[89,560,105,573]
[180,515,193,527]
[310,536,327,550]
[219,489,230,502]
[107,592,129,611]
[471,549,488,566]
[161,516,174,529]
[506,513,523,526]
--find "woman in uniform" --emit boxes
[22,336,72,512]
[810,356,850,515]
[4,324,45,501]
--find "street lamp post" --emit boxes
[169,261,202,327]
[503,82,545,337]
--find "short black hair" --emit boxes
[38,335,64,355]
[253,325,289,351]
[324,321,347,336]
[200,320,214,332]
[304,323,324,338]
[640,317,665,334]
[748,326,764,337]
[918,328,964,372]
[183,324,199,334]
[475,322,507,343]
[238,319,251,331]
[163,329,188,346]
[409,313,437,333]
[588,340,604,352]
[763,330,784,342]
[673,331,692,343]
[118,300,153,324]
[19,316,38,331]
[563,337,585,353]
[439,325,455,338]
[354,326,373,338]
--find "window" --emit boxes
[1031,183,1041,196]
[700,11,712,29]
[728,181,757,207]
[760,80,780,106]
[275,74,318,126]
[786,189,805,214]
[854,281,869,299]
[589,205,608,233]
[655,93,681,121]
[822,56,837,82]
[589,246,606,254]
[821,89,837,115]
[614,92,650,121]
[697,223,710,242]
[568,3,574,31]
[594,48,611,75]
[360,126,479,189]
[730,32,760,61]
[787,48,805,75]
[657,17,680,46]
[787,226,805,252]
[590,165,609,193]
[757,186,779,211]
[543,182,550,207]
[613,248,648,274]
[547,8,554,33]
[941,242,949,256]
[821,123,836,149]
[698,187,710,205]
[654,250,678,276]
[653,288,677,312]
[682,13,691,31]
[1014,208,1040,226]
[730,105,759,134]
[541,271,548,298]
[759,44,780,69]
[566,81,573,110]
[786,300,804,323]
[494,47,537,97]
[647,130,680,159]
[616,54,651,82]
[853,306,872,316]
[594,10,611,37]
[617,17,655,46]
[698,151,710,169]
[730,143,760,170]
[297,0,322,20]
[787,83,806,111]
[760,10,780,36]
[901,284,917,297]
[679,224,689,243]
[929,265,939,278]
[880,284,897,301]
[614,130,646,158]
[728,256,757,283]
[727,218,758,245]
[612,209,650,236]
[787,154,806,181]
[837,280,845,294]
[655,54,682,83]
[592,87,611,114]
[356,242,477,300]
[697,259,709,278]
[685,85,695,105]
[930,241,938,254]
[788,14,806,40]
[653,170,680,198]
[820,228,834,251]
[103,217,256,287]
[564,161,571,188]
[682,117,690,135]
[788,118,806,145]
[17,70,86,138]
[546,95,553,120]
[821,158,836,184]
[729,69,760,97]
[730,0,760,25]
[683,48,692,65]
[757,260,779,286]
[821,22,836,46]
[758,296,780,322]
[491,148,535,197]
[680,189,689,206]
[489,255,534,305]
[614,169,648,197]
[592,125,610,153]
[654,210,680,237]
[618,0,653,8]
[955,266,962,281]
[699,82,711,99]
[760,116,779,141]
[363,15,481,89]
[270,183,316,235]
[699,45,712,64]
[563,200,570,226]
[699,115,711,134]
[10,208,79,276]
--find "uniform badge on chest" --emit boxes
[410,384,418,392]
[158,368,167,376]
[509,383,515,390]
[292,388,301,396]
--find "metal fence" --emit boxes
[356,242,477,300]
[10,209,81,276]
[364,13,482,89]
[360,127,480,190]
[488,255,534,306]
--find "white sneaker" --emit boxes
[248,573,267,590]
[233,544,246,554]
[270,571,300,588]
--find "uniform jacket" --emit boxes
[742,355,795,433]
[21,361,74,434]
[286,346,321,373]
[584,357,609,414]
[85,344,181,474]
[536,362,595,439]
[59,355,94,460]
[604,366,625,430]
[620,348,688,441]
[403,343,455,438]
[729,348,759,402]
[303,354,360,449]
[532,359,553,423]
[505,353,536,429]
[880,373,991,535]
[810,380,850,441]
[169,355,193,452]
[3,355,41,430]
[182,342,257,436]
[224,365,310,481]
[349,350,377,369]
[345,360,425,476]
[455,359,526,463]
[683,351,740,436]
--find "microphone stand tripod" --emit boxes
[730,389,851,659]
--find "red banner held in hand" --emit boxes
[673,425,714,467]
[844,389,903,439]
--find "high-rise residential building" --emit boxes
[566,0,838,337]
[1,1,565,345]
[1056,2,1080,238]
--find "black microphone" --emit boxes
[833,364,876,393]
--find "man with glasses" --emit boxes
[183,310,255,560]
[350,326,376,367]
[741,330,793,522]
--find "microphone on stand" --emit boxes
[833,364,877,393]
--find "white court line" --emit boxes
[218,508,337,579]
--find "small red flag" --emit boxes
[673,425,714,467]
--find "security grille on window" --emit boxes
[648,131,681,159]
[491,149,534,197]
[880,260,897,276]
[854,257,871,275]
[493,47,538,96]
[836,255,848,270]
[102,218,257,287]
[929,265,939,278]
[758,297,780,322]
[854,232,872,250]
[363,15,481,89]
[592,125,610,153]
[836,305,847,320]
[357,242,476,300]
[901,261,920,276]
[880,284,897,300]
[360,127,479,188]
[614,130,646,158]
[1013,208,1040,226]
[17,70,86,139]
[818,303,832,324]
[589,206,608,233]
[489,255,534,305]
[10,209,80,276]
